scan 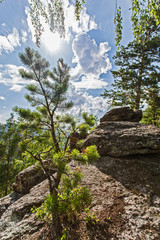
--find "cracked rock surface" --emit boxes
[84,121,160,156]
[0,154,159,240]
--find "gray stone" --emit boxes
[100,107,142,123]
[0,180,49,240]
[84,121,160,156]
[0,195,10,218]
[12,160,56,194]
[0,155,160,239]
[1,113,160,240]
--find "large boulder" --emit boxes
[0,180,49,240]
[84,121,160,157]
[12,160,55,194]
[0,195,11,219]
[100,107,142,123]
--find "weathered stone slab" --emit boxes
[100,107,142,123]
[0,180,49,240]
[12,161,55,194]
[84,121,160,156]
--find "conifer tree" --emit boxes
[14,47,99,239]
[142,86,160,127]
[102,17,160,110]
[15,47,73,150]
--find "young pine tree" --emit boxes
[14,47,99,239]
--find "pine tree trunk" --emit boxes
[153,111,157,126]
[136,47,144,110]
[50,188,62,239]
[50,120,60,153]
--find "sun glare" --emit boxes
[41,31,63,54]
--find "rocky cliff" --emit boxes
[84,107,160,157]
[0,107,160,240]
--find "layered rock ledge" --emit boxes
[84,121,160,156]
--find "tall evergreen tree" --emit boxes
[102,17,160,110]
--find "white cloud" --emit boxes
[0,27,28,55]
[64,2,97,35]
[71,33,111,89]
[67,83,109,118]
[21,30,28,43]
[25,6,65,53]
[0,28,21,55]
[73,75,108,89]
[26,0,97,53]
[0,64,27,92]
[0,111,10,123]
[0,96,5,100]
[1,23,6,27]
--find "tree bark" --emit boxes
[135,46,144,110]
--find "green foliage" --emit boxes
[0,114,24,197]
[71,146,100,164]
[76,139,84,149]
[82,112,97,127]
[131,0,160,42]
[32,168,92,238]
[61,226,70,240]
[107,1,160,113]
[29,0,65,47]
[141,87,160,127]
[30,143,99,239]
[78,123,89,138]
[15,47,99,239]
[29,0,85,46]
[58,113,76,132]
[53,111,97,152]
[2,0,159,48]
[15,47,72,153]
[148,0,160,26]
[114,6,123,46]
[77,112,97,138]
[28,0,160,47]
[115,0,160,45]
[85,212,99,225]
[85,145,100,163]
[141,107,160,127]
[102,31,160,109]
[58,185,92,217]
[75,0,85,20]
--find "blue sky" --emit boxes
[0,0,132,123]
